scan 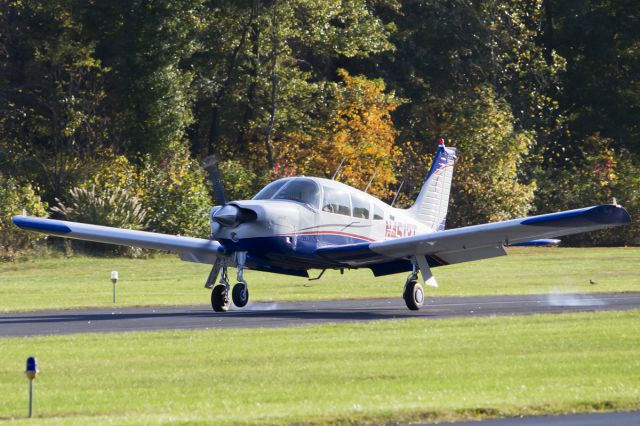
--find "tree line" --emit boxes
[1,0,638,257]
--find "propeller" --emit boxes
[203,155,258,242]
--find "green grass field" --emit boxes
[1,247,639,312]
[2,248,639,424]
[1,310,639,424]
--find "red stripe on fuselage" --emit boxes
[288,230,376,242]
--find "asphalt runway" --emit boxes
[2,292,639,337]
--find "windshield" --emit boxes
[253,179,290,200]
[273,179,320,208]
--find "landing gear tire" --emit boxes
[403,280,424,311]
[211,285,230,312]
[232,283,249,308]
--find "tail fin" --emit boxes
[407,139,457,231]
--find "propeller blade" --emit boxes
[203,155,227,205]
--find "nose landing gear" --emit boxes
[207,252,250,312]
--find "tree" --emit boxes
[78,0,203,157]
[0,174,48,259]
[534,134,640,245]
[396,86,536,227]
[372,0,562,146]
[546,0,640,154]
[0,0,111,202]
[445,87,536,226]
[273,70,401,199]
[189,0,394,168]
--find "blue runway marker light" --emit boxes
[25,356,38,418]
[25,357,37,380]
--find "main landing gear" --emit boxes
[206,252,249,312]
[403,273,424,311]
[402,256,436,311]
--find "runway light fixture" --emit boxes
[111,270,119,303]
[25,356,38,418]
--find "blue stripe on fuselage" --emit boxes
[219,233,375,269]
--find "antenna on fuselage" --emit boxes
[331,157,347,180]
[364,171,378,193]
[390,180,405,207]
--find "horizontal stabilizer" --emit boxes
[510,239,561,247]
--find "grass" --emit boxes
[1,247,639,312]
[0,310,639,424]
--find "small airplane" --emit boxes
[12,139,631,312]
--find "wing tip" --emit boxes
[521,204,631,227]
[12,215,72,234]
[586,204,631,225]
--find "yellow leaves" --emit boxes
[324,71,401,198]
[272,70,402,198]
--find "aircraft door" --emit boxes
[350,191,374,242]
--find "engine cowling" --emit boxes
[211,204,258,228]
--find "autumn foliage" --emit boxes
[274,70,401,198]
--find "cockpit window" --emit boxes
[253,179,289,200]
[322,186,351,216]
[273,179,320,209]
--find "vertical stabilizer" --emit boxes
[407,139,457,231]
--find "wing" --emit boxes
[12,216,224,264]
[317,204,631,268]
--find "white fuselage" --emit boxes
[212,176,431,270]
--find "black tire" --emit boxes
[211,285,230,312]
[232,283,249,308]
[403,280,424,311]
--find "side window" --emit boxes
[373,204,384,220]
[351,192,370,219]
[322,186,351,216]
